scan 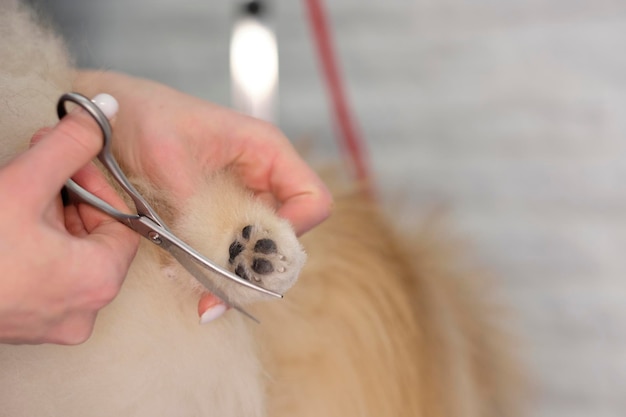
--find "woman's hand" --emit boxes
[0,106,140,345]
[75,71,332,236]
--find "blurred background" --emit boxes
[31,1,626,416]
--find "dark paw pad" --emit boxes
[241,225,253,240]
[252,258,274,274]
[228,225,287,284]
[254,239,277,254]
[229,241,245,264]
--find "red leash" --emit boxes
[304,0,372,191]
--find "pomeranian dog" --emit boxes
[0,2,521,417]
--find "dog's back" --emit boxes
[260,186,521,417]
[0,2,521,416]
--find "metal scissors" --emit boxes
[57,92,282,322]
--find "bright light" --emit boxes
[230,17,278,121]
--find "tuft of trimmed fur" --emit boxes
[0,2,522,417]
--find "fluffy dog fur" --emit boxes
[0,2,521,416]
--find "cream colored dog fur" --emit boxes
[0,2,521,417]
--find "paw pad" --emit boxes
[229,225,289,284]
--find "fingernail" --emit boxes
[91,93,119,119]
[199,303,227,325]
[67,93,118,120]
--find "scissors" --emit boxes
[57,92,282,322]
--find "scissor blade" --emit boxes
[68,179,280,300]
[166,244,260,323]
[130,216,268,322]
[130,217,282,299]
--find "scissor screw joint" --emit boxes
[148,231,162,245]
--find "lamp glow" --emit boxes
[230,17,278,122]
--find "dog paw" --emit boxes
[167,171,306,307]
[228,224,303,295]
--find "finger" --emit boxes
[76,203,140,278]
[70,157,140,258]
[275,174,333,235]
[76,164,140,272]
[249,144,333,235]
[226,124,333,235]
[72,160,134,229]
[64,202,88,237]
[82,218,140,290]
[198,293,228,324]
[43,311,99,345]
[29,126,53,145]
[13,106,104,204]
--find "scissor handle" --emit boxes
[57,93,168,229]
[57,92,113,157]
